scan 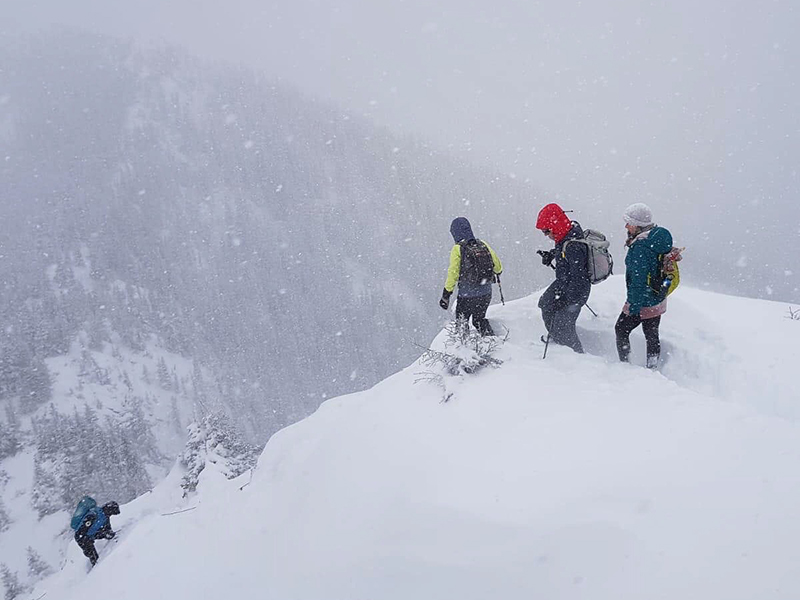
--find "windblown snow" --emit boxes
[24,278,800,600]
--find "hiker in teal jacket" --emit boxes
[625,228,673,316]
[616,203,673,369]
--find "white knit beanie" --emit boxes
[624,203,653,227]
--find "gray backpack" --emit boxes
[564,229,613,284]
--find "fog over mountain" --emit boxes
[6,0,799,302]
[0,5,798,593]
[1,36,554,579]
[0,30,544,444]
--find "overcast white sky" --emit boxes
[4,0,799,298]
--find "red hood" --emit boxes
[536,203,572,242]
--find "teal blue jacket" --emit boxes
[625,226,673,316]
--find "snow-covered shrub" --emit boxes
[421,317,503,376]
[416,318,505,402]
[180,412,261,495]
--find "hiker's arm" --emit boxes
[625,245,650,315]
[484,242,502,275]
[444,245,461,293]
[553,244,574,290]
[565,242,589,300]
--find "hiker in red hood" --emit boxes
[535,203,591,353]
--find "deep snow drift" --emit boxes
[30,277,800,600]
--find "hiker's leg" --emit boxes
[538,284,559,335]
[615,312,642,362]
[552,304,584,353]
[642,315,662,364]
[76,534,99,566]
[471,294,494,336]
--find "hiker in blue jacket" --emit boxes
[72,497,120,566]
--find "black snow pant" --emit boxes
[75,524,114,566]
[75,533,99,565]
[456,294,494,336]
[615,312,661,363]
[541,302,584,353]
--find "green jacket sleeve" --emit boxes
[484,242,503,275]
[444,245,461,293]
[625,243,651,315]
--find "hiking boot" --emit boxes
[646,354,659,370]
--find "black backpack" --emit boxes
[459,239,495,285]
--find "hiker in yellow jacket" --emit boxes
[439,217,502,336]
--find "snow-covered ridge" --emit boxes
[25,279,800,600]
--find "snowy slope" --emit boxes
[43,335,200,461]
[29,278,800,600]
[0,335,201,587]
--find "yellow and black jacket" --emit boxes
[444,241,502,298]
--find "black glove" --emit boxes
[439,288,452,310]
[537,249,556,267]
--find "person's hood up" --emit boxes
[536,203,573,243]
[450,217,475,243]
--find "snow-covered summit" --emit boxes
[31,278,800,600]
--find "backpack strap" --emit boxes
[560,237,589,260]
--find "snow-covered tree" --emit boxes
[170,397,184,436]
[26,547,53,580]
[0,419,21,460]
[85,314,110,351]
[78,350,110,385]
[122,369,133,391]
[0,565,25,600]
[0,500,10,533]
[4,405,20,431]
[157,357,172,390]
[180,412,261,495]
[4,350,52,414]
[31,404,155,514]
[31,458,63,518]
[141,364,151,385]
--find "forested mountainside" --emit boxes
[0,31,545,511]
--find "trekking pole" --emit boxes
[542,333,550,360]
[496,274,505,305]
